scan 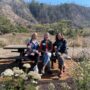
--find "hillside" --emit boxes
[29,2,90,27]
[0,0,38,27]
[0,0,90,32]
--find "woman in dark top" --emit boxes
[53,33,67,77]
[27,33,39,71]
[40,33,53,74]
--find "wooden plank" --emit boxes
[0,56,27,60]
[0,56,42,63]
[11,50,19,52]
[0,60,14,64]
[0,56,18,60]
[0,56,26,60]
[4,45,27,49]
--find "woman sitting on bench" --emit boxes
[52,33,67,77]
[40,33,53,74]
[27,33,39,71]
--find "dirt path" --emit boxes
[0,47,90,80]
[0,47,89,90]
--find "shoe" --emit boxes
[65,55,71,59]
[63,66,65,72]
[58,71,62,78]
[41,70,45,74]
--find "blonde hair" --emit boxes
[44,32,50,36]
[31,32,38,40]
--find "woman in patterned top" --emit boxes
[27,33,39,71]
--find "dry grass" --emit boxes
[0,33,90,58]
[0,33,55,45]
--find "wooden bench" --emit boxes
[0,56,42,63]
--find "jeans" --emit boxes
[43,52,51,71]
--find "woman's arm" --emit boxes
[48,41,53,52]
[53,42,57,52]
[39,42,45,53]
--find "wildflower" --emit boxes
[13,67,19,70]
[13,67,24,77]
[1,69,14,77]
[60,82,71,90]
[48,83,55,90]
[28,71,41,80]
[31,79,38,84]
[19,73,28,80]
[23,63,31,69]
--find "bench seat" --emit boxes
[0,56,42,63]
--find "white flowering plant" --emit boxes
[28,71,41,80]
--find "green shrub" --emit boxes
[0,41,6,47]
[0,16,16,34]
[1,77,36,90]
[15,25,28,33]
[0,16,28,34]
[72,56,90,90]
[48,30,57,35]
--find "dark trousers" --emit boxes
[28,53,39,71]
[51,52,64,70]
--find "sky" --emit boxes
[25,0,90,7]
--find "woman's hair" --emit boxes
[44,32,50,37]
[31,32,37,40]
[44,32,50,39]
[55,33,64,41]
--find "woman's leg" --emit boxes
[51,60,54,69]
[57,54,64,77]
[42,53,48,73]
[51,54,56,69]
[42,53,51,74]
[29,53,39,71]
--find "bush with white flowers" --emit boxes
[60,82,71,90]
[48,83,55,90]
[28,71,41,80]
[13,67,24,77]
[19,73,28,80]
[23,63,31,69]
[1,69,14,77]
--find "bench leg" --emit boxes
[51,60,54,69]
[15,59,22,69]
